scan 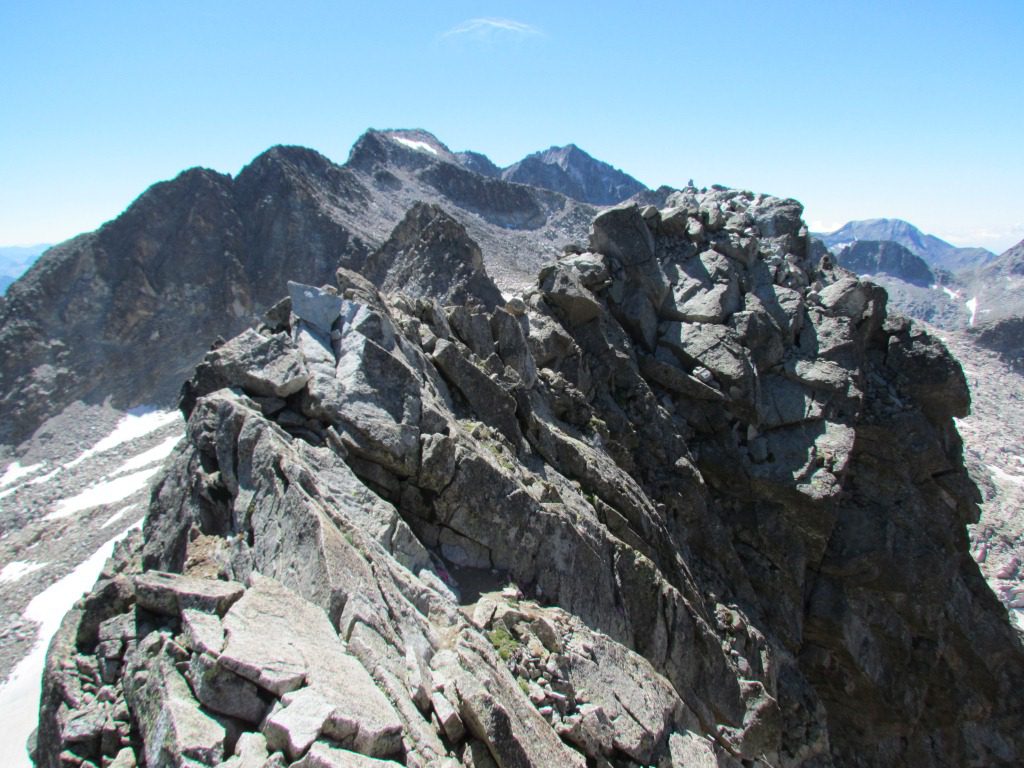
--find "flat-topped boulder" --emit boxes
[133,571,245,617]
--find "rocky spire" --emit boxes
[364,202,504,310]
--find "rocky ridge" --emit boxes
[35,192,1024,767]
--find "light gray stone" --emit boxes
[289,281,345,334]
[431,689,465,742]
[188,651,266,724]
[222,575,403,757]
[539,264,603,326]
[181,608,225,655]
[123,634,226,768]
[218,731,271,768]
[133,571,244,617]
[262,686,336,761]
[290,742,404,767]
[205,328,310,398]
[819,276,868,318]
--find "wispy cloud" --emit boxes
[934,223,1024,251]
[442,17,542,40]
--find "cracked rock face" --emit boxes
[35,194,1024,768]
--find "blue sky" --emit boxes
[2,1,1022,251]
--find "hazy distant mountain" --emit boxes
[501,144,647,205]
[0,244,50,295]
[817,218,994,272]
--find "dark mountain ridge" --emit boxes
[0,130,610,446]
[831,239,936,286]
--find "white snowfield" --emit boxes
[0,408,181,510]
[393,136,440,155]
[0,405,184,768]
[100,503,138,530]
[0,522,140,768]
[43,466,163,522]
[989,465,1024,488]
[108,434,181,478]
[63,407,180,469]
[0,461,46,489]
[0,561,48,584]
[966,296,979,326]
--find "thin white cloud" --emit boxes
[933,223,1024,251]
[442,17,542,39]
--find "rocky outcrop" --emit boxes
[36,194,1024,767]
[363,203,504,310]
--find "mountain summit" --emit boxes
[502,143,647,205]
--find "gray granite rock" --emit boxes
[288,281,345,335]
[133,571,244,617]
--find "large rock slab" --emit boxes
[289,281,345,334]
[203,328,310,398]
[133,571,245,617]
[221,575,403,758]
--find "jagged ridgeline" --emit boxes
[34,189,1024,768]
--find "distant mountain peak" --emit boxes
[501,143,646,205]
[379,128,453,159]
[818,218,995,273]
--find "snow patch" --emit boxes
[966,296,979,327]
[939,286,960,300]
[29,466,62,486]
[107,434,181,478]
[44,466,162,521]
[0,522,140,768]
[63,408,180,469]
[100,503,138,530]
[989,465,1024,487]
[0,461,46,489]
[0,560,47,584]
[393,136,439,156]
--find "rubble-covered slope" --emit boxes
[36,194,1024,768]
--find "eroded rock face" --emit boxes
[36,195,1024,768]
